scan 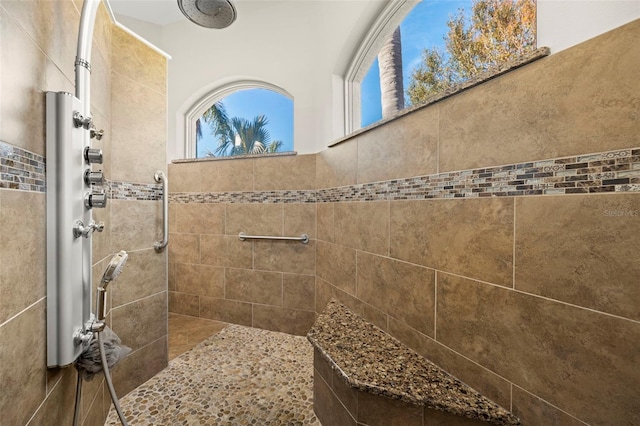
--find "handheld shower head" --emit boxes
[101,250,128,286]
[96,251,128,322]
[178,0,237,29]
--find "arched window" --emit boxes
[185,80,294,158]
[344,1,414,135]
[346,0,536,132]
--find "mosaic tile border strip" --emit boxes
[108,180,163,201]
[0,141,46,192]
[318,148,640,202]
[169,148,640,204]
[169,190,317,204]
[0,140,162,200]
[3,140,637,201]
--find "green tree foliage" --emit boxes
[196,101,230,155]
[198,103,283,157]
[407,0,536,105]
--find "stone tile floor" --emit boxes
[106,314,319,425]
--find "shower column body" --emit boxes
[46,0,102,368]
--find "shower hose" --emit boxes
[99,331,129,425]
[73,331,129,426]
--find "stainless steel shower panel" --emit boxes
[46,91,90,367]
[84,147,103,164]
[84,169,104,185]
[84,190,107,209]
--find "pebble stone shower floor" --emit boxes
[105,323,320,425]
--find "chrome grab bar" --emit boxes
[154,170,169,252]
[238,232,309,244]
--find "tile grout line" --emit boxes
[511,384,591,425]
[434,270,438,341]
[387,199,391,257]
[0,297,46,328]
[110,289,166,312]
[355,249,359,304]
[512,198,517,290]
[510,382,513,412]
[436,103,440,175]
[432,269,640,325]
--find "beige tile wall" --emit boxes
[169,19,639,426]
[106,19,168,405]
[515,194,640,320]
[0,1,168,425]
[356,107,439,183]
[437,20,640,173]
[168,155,318,336]
[0,0,77,156]
[390,198,514,287]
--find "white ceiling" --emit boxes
[107,0,305,26]
[108,0,187,26]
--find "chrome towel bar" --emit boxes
[154,170,169,252]
[238,232,309,244]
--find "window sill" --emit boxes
[330,47,550,148]
[173,151,298,164]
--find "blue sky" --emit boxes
[197,88,294,157]
[361,0,473,127]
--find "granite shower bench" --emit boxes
[307,299,520,426]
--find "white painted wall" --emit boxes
[538,0,640,53]
[113,0,639,162]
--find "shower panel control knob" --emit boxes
[84,169,104,185]
[85,191,107,209]
[73,111,93,129]
[90,127,104,140]
[73,220,105,238]
[84,147,103,164]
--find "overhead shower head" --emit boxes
[178,0,237,29]
[100,250,128,286]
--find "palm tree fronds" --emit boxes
[202,102,284,157]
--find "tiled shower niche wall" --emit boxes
[168,154,318,336]
[168,19,640,426]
